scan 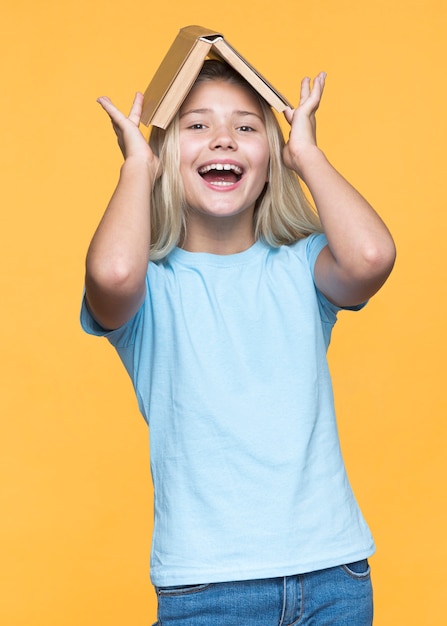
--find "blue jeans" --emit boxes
[152,560,373,625]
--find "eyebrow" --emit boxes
[179,108,263,121]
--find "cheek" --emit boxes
[178,164,199,205]
[178,155,193,182]
[254,141,270,183]
[179,144,199,180]
[179,139,194,166]
[264,159,270,183]
[258,156,270,184]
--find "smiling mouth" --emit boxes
[198,163,243,186]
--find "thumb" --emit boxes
[283,106,295,125]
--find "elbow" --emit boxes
[85,253,143,297]
[358,236,396,282]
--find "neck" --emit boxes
[181,211,255,255]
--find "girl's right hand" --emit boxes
[97,92,161,180]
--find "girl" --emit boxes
[82,60,395,625]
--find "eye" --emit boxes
[238,125,255,132]
[188,123,207,130]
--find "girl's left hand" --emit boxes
[282,72,326,177]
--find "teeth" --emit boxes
[198,163,243,175]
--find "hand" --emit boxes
[97,92,161,178]
[282,72,326,176]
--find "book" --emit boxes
[141,25,291,129]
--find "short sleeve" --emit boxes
[302,233,366,348]
[305,232,329,274]
[80,292,144,349]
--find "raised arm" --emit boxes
[85,93,161,330]
[283,74,396,307]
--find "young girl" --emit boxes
[82,60,395,625]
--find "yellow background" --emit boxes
[1,1,445,624]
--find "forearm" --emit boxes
[298,146,395,278]
[85,156,154,328]
[282,73,395,304]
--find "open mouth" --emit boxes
[198,163,243,187]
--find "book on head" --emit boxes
[141,25,291,129]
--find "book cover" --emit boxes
[141,26,291,129]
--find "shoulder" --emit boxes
[289,233,328,266]
[267,233,328,277]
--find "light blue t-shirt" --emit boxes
[81,234,375,586]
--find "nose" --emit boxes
[210,124,236,150]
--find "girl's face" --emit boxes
[178,80,270,225]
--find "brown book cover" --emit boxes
[141,25,291,129]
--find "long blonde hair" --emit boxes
[148,60,321,260]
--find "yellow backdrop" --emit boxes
[1,1,445,624]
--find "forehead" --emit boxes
[180,79,264,117]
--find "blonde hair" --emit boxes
[148,60,321,260]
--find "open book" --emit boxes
[141,25,291,129]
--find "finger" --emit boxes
[128,92,144,126]
[283,106,295,125]
[318,71,327,91]
[97,95,116,111]
[299,77,311,105]
[311,72,326,102]
[97,96,127,124]
[300,72,326,115]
